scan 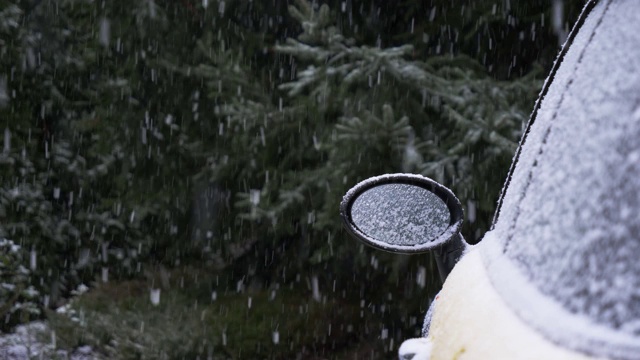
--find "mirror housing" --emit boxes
[340,173,467,281]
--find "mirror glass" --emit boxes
[350,183,450,247]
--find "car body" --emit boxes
[422,0,640,358]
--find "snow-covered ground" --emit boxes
[0,321,95,360]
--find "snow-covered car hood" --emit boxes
[482,0,640,358]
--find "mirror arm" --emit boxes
[433,234,467,283]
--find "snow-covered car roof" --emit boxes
[483,0,640,358]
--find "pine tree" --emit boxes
[0,0,222,309]
[212,0,539,266]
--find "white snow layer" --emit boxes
[0,321,95,360]
[428,249,594,360]
[482,0,640,358]
[351,183,450,246]
[341,173,462,253]
[398,337,432,360]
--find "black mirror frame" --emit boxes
[340,173,464,254]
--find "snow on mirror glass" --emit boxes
[350,184,450,247]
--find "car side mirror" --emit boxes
[340,174,467,281]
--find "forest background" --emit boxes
[0,0,583,358]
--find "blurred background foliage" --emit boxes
[0,0,583,357]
